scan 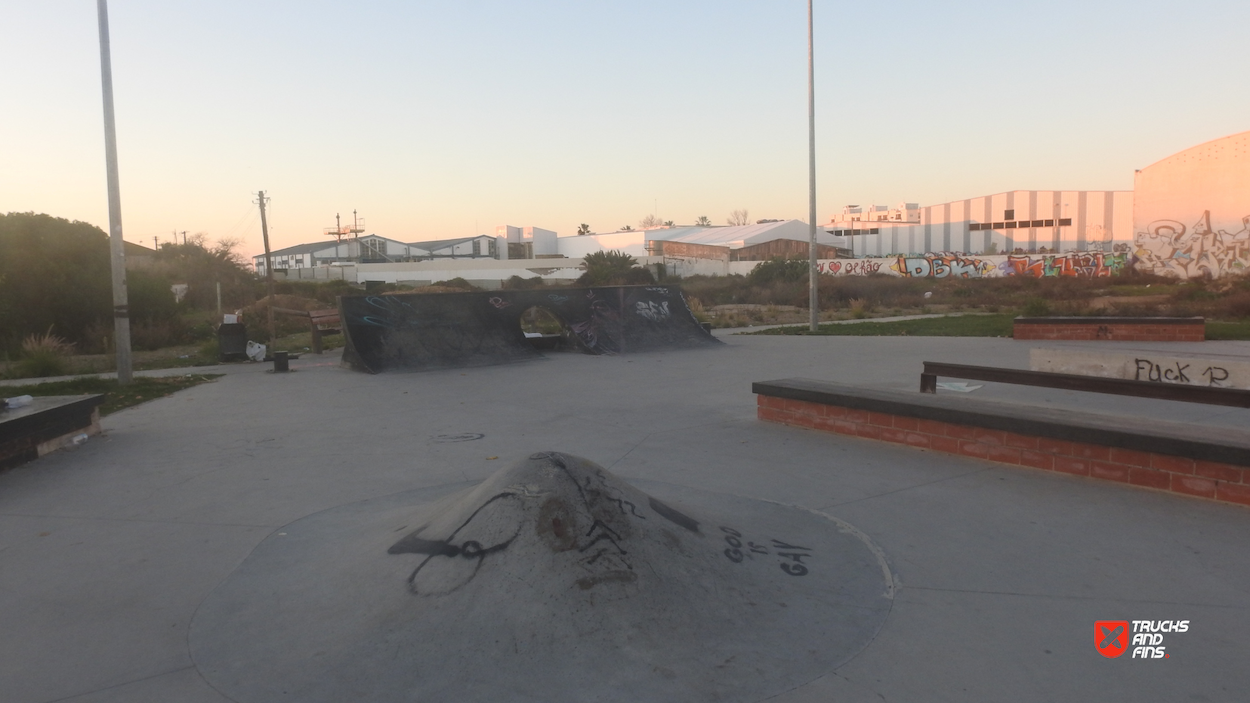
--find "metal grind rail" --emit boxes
[920,361,1250,408]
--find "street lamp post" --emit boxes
[96,0,133,384]
[807,0,818,332]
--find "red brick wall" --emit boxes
[757,395,1250,508]
[1013,322,1204,341]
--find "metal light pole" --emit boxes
[96,0,133,384]
[807,0,818,332]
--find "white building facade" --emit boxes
[828,191,1134,258]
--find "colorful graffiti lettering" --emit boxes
[810,251,1134,279]
[1006,252,1128,278]
[1133,211,1250,279]
[818,260,880,275]
[891,255,993,279]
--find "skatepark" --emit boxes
[2,327,1248,702]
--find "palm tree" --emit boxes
[695,216,712,227]
[577,223,591,236]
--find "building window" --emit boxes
[1058,218,1072,226]
[1005,222,1018,228]
[1043,219,1055,227]
[1004,209,1015,220]
[1031,220,1044,227]
[969,223,981,231]
[993,222,1004,229]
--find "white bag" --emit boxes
[246,341,267,362]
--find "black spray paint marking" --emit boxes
[431,433,485,443]
[1134,358,1231,386]
[719,527,813,576]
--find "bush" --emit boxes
[578,250,655,286]
[748,257,808,285]
[432,277,479,291]
[502,275,547,290]
[13,327,74,378]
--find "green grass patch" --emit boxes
[2,374,221,416]
[749,314,1017,337]
[1204,321,1250,340]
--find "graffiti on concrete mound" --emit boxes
[1133,211,1250,279]
[387,452,705,596]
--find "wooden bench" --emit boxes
[273,307,342,354]
[920,361,1250,408]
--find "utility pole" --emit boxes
[96,0,132,384]
[807,0,819,332]
[257,191,277,348]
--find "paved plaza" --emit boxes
[2,333,1248,702]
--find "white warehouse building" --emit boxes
[827,192,1134,258]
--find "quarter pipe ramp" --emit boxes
[338,285,719,373]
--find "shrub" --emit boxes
[578,250,655,286]
[14,327,74,378]
[1022,298,1051,317]
[748,257,808,285]
[432,277,479,291]
[502,275,547,290]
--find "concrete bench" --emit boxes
[1,395,106,471]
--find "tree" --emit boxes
[728,209,751,226]
[0,213,257,355]
[620,225,634,231]
[639,214,663,229]
[578,249,655,286]
[577,223,591,236]
[663,220,675,227]
[695,216,712,227]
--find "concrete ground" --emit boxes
[1,333,1248,702]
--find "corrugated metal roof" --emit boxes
[407,235,489,252]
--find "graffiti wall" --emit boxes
[1132,131,1249,279]
[814,251,1130,279]
[1133,212,1249,279]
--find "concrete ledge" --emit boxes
[1013,316,1204,342]
[0,395,105,471]
[752,379,1250,507]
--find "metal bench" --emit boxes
[920,360,1250,408]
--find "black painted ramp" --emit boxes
[339,285,719,373]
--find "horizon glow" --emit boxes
[2,1,1247,259]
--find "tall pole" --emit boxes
[96,0,132,384]
[807,0,819,332]
[258,191,277,348]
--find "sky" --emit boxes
[3,1,1248,259]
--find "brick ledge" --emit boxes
[753,379,1250,507]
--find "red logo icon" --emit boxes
[1096,621,1129,658]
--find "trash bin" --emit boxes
[218,323,248,361]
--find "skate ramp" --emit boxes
[338,285,719,373]
[190,452,894,703]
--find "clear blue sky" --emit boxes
[3,1,1247,257]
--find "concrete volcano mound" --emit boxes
[191,453,893,702]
